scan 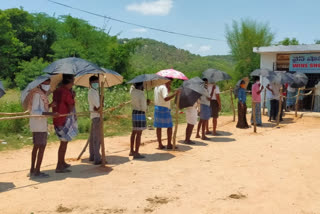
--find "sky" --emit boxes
[1,0,320,56]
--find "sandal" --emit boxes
[63,163,71,169]
[33,172,50,178]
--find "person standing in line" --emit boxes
[28,79,58,178]
[251,77,264,126]
[130,82,149,159]
[236,80,249,129]
[195,78,211,140]
[53,74,78,173]
[267,82,281,122]
[286,85,297,111]
[88,76,102,165]
[207,83,221,135]
[153,79,180,150]
[184,102,198,144]
[313,81,320,112]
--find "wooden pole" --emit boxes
[277,87,283,125]
[172,92,180,150]
[295,88,301,117]
[230,87,236,122]
[263,89,266,115]
[100,77,106,166]
[311,88,315,111]
[252,101,257,133]
[77,139,89,160]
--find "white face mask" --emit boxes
[41,84,50,92]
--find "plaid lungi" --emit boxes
[54,114,78,142]
[132,110,147,131]
[251,102,262,125]
[153,105,173,128]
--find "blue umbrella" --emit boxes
[0,80,5,98]
[43,57,102,75]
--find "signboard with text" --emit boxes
[289,53,320,73]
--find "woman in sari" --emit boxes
[236,80,249,129]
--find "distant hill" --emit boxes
[121,38,236,81]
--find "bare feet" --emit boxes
[195,134,200,138]
[158,145,165,149]
[201,136,210,140]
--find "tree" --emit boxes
[225,19,274,78]
[277,37,299,45]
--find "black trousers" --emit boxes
[270,99,283,121]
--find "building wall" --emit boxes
[260,53,277,70]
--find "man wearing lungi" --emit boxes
[153,80,180,150]
[88,76,102,165]
[130,82,149,159]
[53,74,78,173]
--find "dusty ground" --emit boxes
[1,114,320,214]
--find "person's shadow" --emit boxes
[0,182,15,193]
[136,153,175,162]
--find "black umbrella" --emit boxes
[127,74,169,90]
[266,71,295,85]
[43,57,102,75]
[289,72,308,88]
[250,68,275,77]
[202,68,231,83]
[178,77,209,109]
[0,80,5,98]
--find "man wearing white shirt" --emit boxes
[88,76,102,165]
[207,83,221,135]
[153,79,180,150]
[29,79,57,178]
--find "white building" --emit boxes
[253,44,320,110]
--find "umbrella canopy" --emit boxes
[75,68,123,88]
[43,57,102,75]
[202,68,231,83]
[250,68,274,77]
[21,74,62,110]
[0,80,5,98]
[266,71,295,85]
[156,69,188,80]
[289,72,308,88]
[127,74,169,90]
[178,77,209,109]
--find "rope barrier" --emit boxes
[0,101,132,121]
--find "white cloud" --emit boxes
[126,0,173,16]
[131,28,148,33]
[198,45,212,53]
[184,43,193,49]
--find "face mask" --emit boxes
[41,84,50,92]
[91,83,99,89]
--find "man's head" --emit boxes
[165,78,173,88]
[254,76,260,82]
[134,82,144,90]
[40,79,51,92]
[240,80,246,89]
[202,78,208,88]
[89,76,99,89]
[62,74,74,89]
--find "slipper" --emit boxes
[63,163,71,169]
[33,172,50,178]
[133,154,145,159]
[166,145,178,150]
[201,137,210,140]
[129,152,134,156]
[184,141,195,145]
[55,168,72,173]
[158,145,165,150]
[195,135,201,138]
[205,131,212,135]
